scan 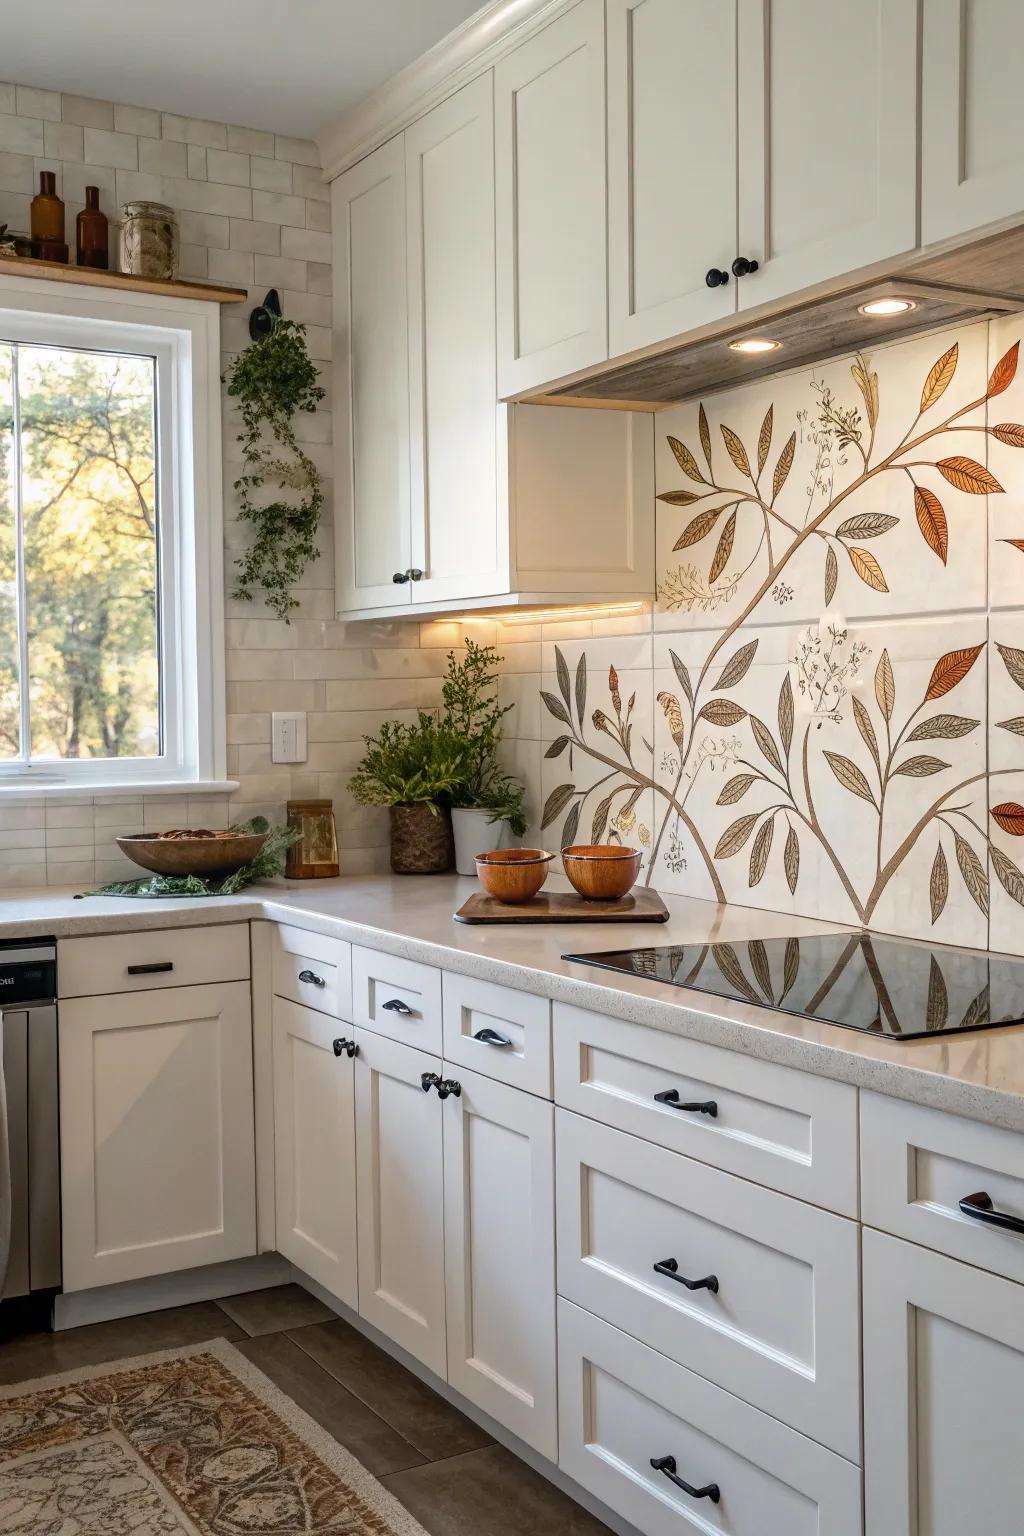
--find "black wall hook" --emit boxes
[249,288,282,340]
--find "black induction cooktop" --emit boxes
[562,931,1024,1040]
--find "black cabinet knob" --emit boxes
[333,1037,358,1058]
[382,998,413,1015]
[393,571,410,584]
[731,256,759,278]
[705,268,730,289]
[436,1078,462,1100]
[299,969,325,988]
[421,1071,442,1093]
[407,568,423,581]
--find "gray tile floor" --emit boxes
[1,1283,611,1536]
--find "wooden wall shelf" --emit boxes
[0,254,247,304]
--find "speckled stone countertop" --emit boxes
[3,874,1023,1131]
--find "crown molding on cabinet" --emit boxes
[315,0,575,180]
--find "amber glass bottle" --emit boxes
[30,170,67,262]
[76,186,108,269]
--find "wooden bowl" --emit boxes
[561,844,642,900]
[475,848,554,903]
[116,831,267,877]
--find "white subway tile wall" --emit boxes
[0,82,465,889]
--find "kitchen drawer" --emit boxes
[352,946,442,1055]
[557,1300,862,1536]
[862,1091,1024,1284]
[58,924,250,998]
[272,923,352,1019]
[556,1109,860,1460]
[442,973,551,1097]
[553,1004,858,1215]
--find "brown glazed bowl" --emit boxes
[561,844,642,900]
[475,848,554,903]
[116,831,267,877]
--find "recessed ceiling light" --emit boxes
[859,297,916,317]
[728,338,782,354]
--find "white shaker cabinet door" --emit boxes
[406,74,508,606]
[442,1066,557,1458]
[864,1228,1024,1536]
[737,0,918,307]
[272,998,357,1307]
[60,982,256,1292]
[495,0,607,396]
[333,135,411,612]
[354,1029,447,1377]
[922,0,1024,243]
[608,0,737,354]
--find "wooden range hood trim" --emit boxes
[523,224,1024,409]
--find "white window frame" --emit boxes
[0,272,230,794]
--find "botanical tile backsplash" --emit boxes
[500,318,1024,956]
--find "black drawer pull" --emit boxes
[959,1190,1024,1236]
[382,998,413,1015]
[654,1257,719,1294]
[421,1072,441,1093]
[436,1078,462,1100]
[473,1027,512,1048]
[333,1037,358,1059]
[650,1455,720,1504]
[299,969,326,988]
[126,961,174,975]
[654,1089,718,1118]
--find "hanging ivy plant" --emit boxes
[222,318,326,621]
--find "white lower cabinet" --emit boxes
[558,1300,862,1536]
[59,981,256,1291]
[863,1227,1024,1536]
[444,1066,557,1458]
[354,1029,447,1376]
[556,1109,861,1460]
[272,998,357,1306]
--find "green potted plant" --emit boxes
[349,714,465,873]
[440,641,527,875]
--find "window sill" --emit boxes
[0,779,240,800]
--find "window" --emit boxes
[0,281,226,790]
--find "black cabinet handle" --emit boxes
[654,1089,718,1118]
[959,1190,1024,1236]
[436,1078,462,1100]
[421,1072,441,1093]
[333,1037,358,1058]
[382,998,413,1015]
[473,1027,512,1048]
[705,267,729,289]
[299,968,326,988]
[654,1257,719,1294]
[650,1455,720,1505]
[126,961,174,975]
[392,571,410,584]
[408,567,424,581]
[731,256,759,277]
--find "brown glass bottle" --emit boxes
[76,185,108,269]
[30,170,67,262]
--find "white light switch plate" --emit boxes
[271,711,307,764]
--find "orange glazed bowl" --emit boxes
[561,844,642,900]
[475,848,554,903]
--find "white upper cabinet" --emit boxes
[406,74,508,606]
[333,137,411,611]
[495,0,608,395]
[608,0,738,353]
[737,0,919,308]
[922,0,1024,243]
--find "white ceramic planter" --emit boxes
[451,807,517,876]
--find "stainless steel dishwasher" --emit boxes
[0,941,60,1302]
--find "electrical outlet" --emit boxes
[271,711,307,764]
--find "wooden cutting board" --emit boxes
[453,888,670,924]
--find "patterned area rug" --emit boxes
[0,1336,430,1535]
